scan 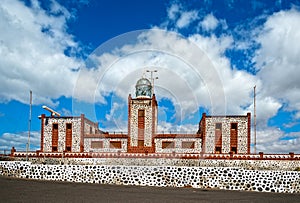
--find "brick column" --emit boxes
[40,114,45,152]
[152,94,157,151]
[80,114,85,152]
[201,113,206,153]
[247,113,251,154]
[127,94,132,152]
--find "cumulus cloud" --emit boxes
[189,34,258,114]
[255,9,300,119]
[255,129,300,153]
[2,1,299,155]
[167,4,180,20]
[165,3,198,29]
[0,131,40,152]
[176,11,198,29]
[72,28,260,136]
[0,0,81,106]
[248,8,300,153]
[157,121,198,134]
[200,13,219,32]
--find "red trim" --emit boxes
[40,114,45,151]
[13,152,300,160]
[152,94,157,150]
[127,94,132,150]
[155,134,201,138]
[80,114,85,152]
[201,113,206,153]
[247,112,251,154]
[85,133,128,138]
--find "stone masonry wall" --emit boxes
[43,117,82,152]
[16,157,300,171]
[1,161,300,193]
[130,100,153,147]
[205,116,248,154]
[84,138,128,153]
[155,138,202,153]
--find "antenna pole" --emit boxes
[26,90,32,161]
[254,86,256,154]
[146,69,158,96]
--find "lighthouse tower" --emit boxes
[127,77,158,153]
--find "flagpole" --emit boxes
[26,90,32,161]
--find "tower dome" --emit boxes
[135,78,152,98]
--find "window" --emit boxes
[231,147,237,154]
[91,141,103,149]
[215,123,222,130]
[162,141,175,149]
[182,141,195,149]
[231,123,237,130]
[215,147,221,154]
[66,123,72,130]
[138,140,144,146]
[138,109,145,117]
[53,123,58,130]
[90,126,93,134]
[215,123,222,148]
[110,141,122,149]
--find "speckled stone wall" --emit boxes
[130,100,153,147]
[13,157,300,170]
[155,138,202,153]
[43,116,100,153]
[84,138,128,153]
[205,116,249,154]
[84,120,97,134]
[43,117,82,152]
[1,161,300,193]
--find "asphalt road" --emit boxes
[1,175,300,203]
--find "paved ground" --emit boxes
[1,175,300,203]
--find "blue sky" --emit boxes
[1,0,300,153]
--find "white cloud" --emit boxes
[0,131,40,152]
[200,13,219,31]
[243,8,300,153]
[255,9,300,119]
[157,121,198,134]
[61,108,73,116]
[247,96,282,129]
[72,28,260,133]
[189,34,259,114]
[176,10,198,29]
[165,4,198,29]
[0,0,81,106]
[1,1,298,155]
[167,4,180,20]
[255,129,300,153]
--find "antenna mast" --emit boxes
[26,90,32,161]
[254,85,257,154]
[146,69,158,96]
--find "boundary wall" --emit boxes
[11,157,300,170]
[1,161,300,193]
